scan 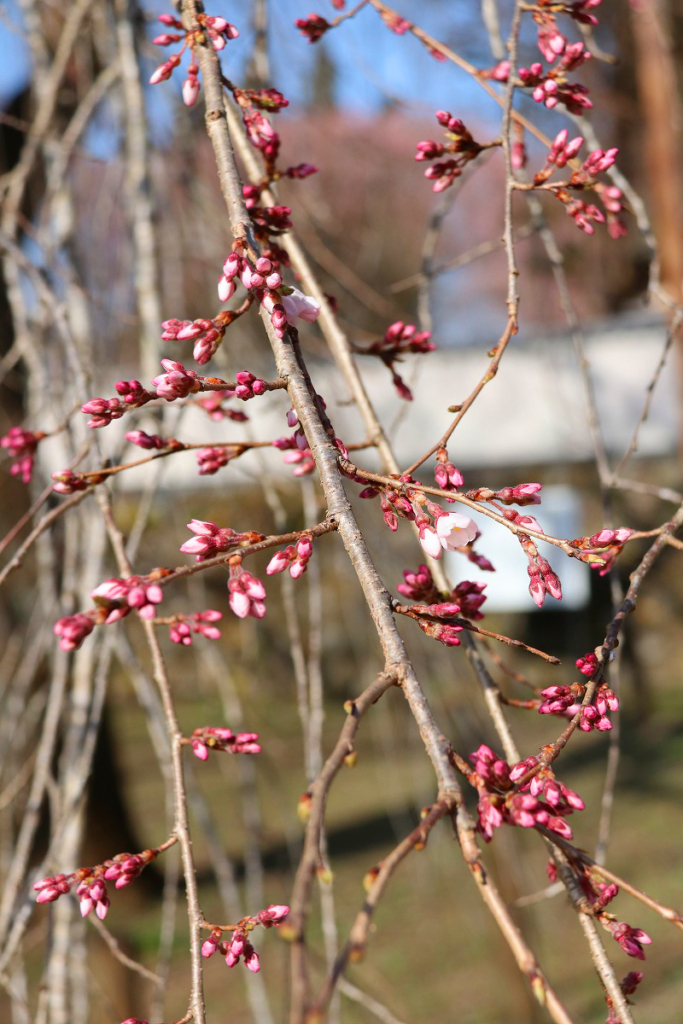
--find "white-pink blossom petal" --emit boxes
[435,513,478,550]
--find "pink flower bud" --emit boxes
[258,904,290,926]
[202,936,219,958]
[244,946,260,973]
[218,276,236,302]
[289,559,307,579]
[418,524,442,559]
[266,548,293,575]
[192,739,210,760]
[182,77,200,107]
[296,536,313,559]
[229,590,250,619]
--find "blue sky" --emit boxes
[0,0,610,155]
[0,0,608,344]
[0,0,510,149]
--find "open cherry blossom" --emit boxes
[435,512,478,551]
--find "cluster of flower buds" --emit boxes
[523,547,562,608]
[415,615,463,647]
[266,535,314,579]
[250,203,294,237]
[201,904,289,975]
[558,195,603,236]
[152,358,201,399]
[125,358,268,408]
[295,14,331,42]
[92,575,164,622]
[241,107,281,164]
[187,444,231,476]
[82,379,153,428]
[509,756,585,816]
[590,881,620,913]
[1,426,44,484]
[225,932,261,972]
[471,482,543,507]
[397,563,439,603]
[608,921,652,961]
[581,684,619,731]
[219,250,282,300]
[576,651,599,676]
[531,0,601,66]
[53,612,95,651]
[452,580,487,620]
[538,682,582,717]
[281,443,316,477]
[370,320,435,358]
[273,420,316,476]
[591,182,627,239]
[417,508,479,561]
[54,573,168,652]
[51,469,94,495]
[404,596,465,644]
[180,519,252,561]
[396,562,486,619]
[234,370,268,399]
[33,874,72,905]
[228,566,267,619]
[196,447,230,476]
[125,429,173,450]
[161,316,230,365]
[76,878,109,920]
[415,111,485,193]
[538,679,618,731]
[533,7,569,63]
[562,191,621,237]
[377,489,415,532]
[34,847,159,918]
[189,726,261,760]
[571,526,633,574]
[470,745,584,842]
[237,86,290,114]
[150,14,238,101]
[411,600,462,621]
[201,14,239,49]
[434,447,463,495]
[169,610,222,645]
[82,853,148,891]
[519,43,592,113]
[217,241,320,338]
[356,320,434,400]
[544,128,586,172]
[533,131,626,238]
